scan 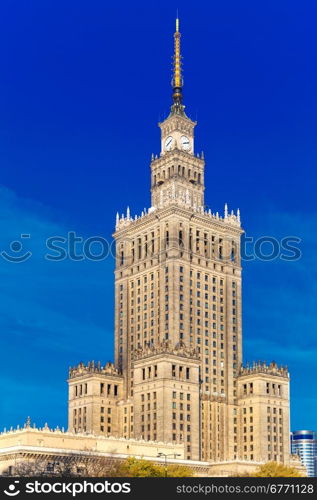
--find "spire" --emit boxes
[172,17,182,102]
[170,16,186,116]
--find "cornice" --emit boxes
[151,150,204,168]
[114,205,243,238]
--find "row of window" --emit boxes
[266,383,283,396]
[118,228,239,265]
[117,260,234,277]
[100,383,119,396]
[122,271,237,289]
[152,166,202,184]
[74,384,88,397]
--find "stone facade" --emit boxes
[0,425,189,476]
[133,342,201,460]
[67,20,291,467]
[68,362,124,438]
[235,363,290,463]
[0,425,305,477]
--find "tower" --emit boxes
[68,362,124,437]
[113,18,242,461]
[68,17,291,467]
[291,430,317,477]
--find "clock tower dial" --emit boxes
[180,135,190,151]
[164,136,174,151]
[161,125,194,155]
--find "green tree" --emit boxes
[110,457,193,477]
[164,464,193,477]
[238,461,304,478]
[116,457,163,477]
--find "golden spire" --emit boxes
[172,16,183,105]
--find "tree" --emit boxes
[5,459,50,477]
[3,456,84,477]
[108,457,193,477]
[163,464,193,477]
[238,461,304,478]
[2,455,193,478]
[113,457,163,477]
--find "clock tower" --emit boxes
[94,16,291,465]
[151,19,204,211]
[68,16,291,469]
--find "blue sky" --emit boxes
[0,0,316,432]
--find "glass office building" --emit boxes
[291,430,317,477]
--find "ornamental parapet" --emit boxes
[68,361,122,379]
[238,361,289,378]
[115,203,241,231]
[133,340,200,362]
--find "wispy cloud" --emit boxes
[0,186,115,429]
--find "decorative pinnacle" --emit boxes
[224,203,228,218]
[172,16,183,105]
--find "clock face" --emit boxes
[181,135,190,150]
[164,136,174,151]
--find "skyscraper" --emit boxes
[68,18,291,465]
[291,430,317,477]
